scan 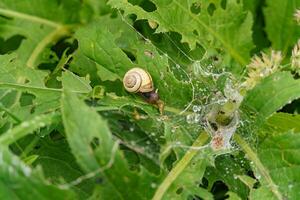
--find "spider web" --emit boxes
[58,9,257,190]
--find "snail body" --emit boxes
[123,68,154,93]
[141,90,160,104]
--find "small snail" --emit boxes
[123,68,164,113]
[123,68,154,93]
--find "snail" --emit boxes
[123,67,164,113]
[123,68,154,93]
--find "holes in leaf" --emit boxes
[163,150,177,171]
[95,177,104,184]
[144,50,155,58]
[190,3,201,14]
[30,106,36,114]
[209,122,218,131]
[128,0,157,12]
[193,30,199,36]
[0,35,25,55]
[293,71,300,79]
[200,177,209,188]
[280,99,300,114]
[210,181,229,200]
[122,49,136,62]
[20,93,35,106]
[90,137,100,149]
[246,170,256,179]
[207,3,216,16]
[221,0,227,9]
[49,131,65,141]
[39,38,77,73]
[253,181,261,189]
[176,187,184,195]
[9,57,16,63]
[141,0,157,12]
[52,37,78,59]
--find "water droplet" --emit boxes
[186,113,201,124]
[22,165,31,177]
[192,105,202,113]
[21,122,30,128]
[160,72,164,80]
[255,174,261,180]
[151,183,157,188]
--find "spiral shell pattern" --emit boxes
[123,68,154,93]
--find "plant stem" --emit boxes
[26,26,70,68]
[234,134,283,200]
[152,132,210,200]
[164,106,193,115]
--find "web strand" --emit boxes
[117,10,196,115]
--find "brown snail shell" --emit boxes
[123,68,154,93]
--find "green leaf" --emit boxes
[0,146,76,200]
[61,89,160,199]
[0,0,93,66]
[0,54,93,118]
[31,137,94,199]
[61,89,113,172]
[241,72,300,127]
[72,20,192,107]
[108,0,254,66]
[233,134,283,200]
[267,112,300,133]
[153,132,210,200]
[250,131,300,199]
[226,191,242,200]
[264,0,300,53]
[205,154,249,199]
[236,72,300,199]
[1,1,300,199]
[0,54,61,116]
[0,112,59,145]
[60,70,92,93]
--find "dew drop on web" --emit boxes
[186,113,201,124]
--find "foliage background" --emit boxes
[0,0,300,199]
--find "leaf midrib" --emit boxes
[0,7,61,28]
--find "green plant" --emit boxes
[0,0,300,199]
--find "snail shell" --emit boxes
[123,68,154,93]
